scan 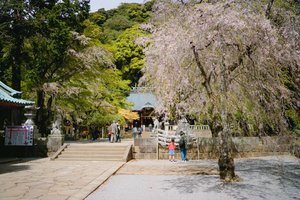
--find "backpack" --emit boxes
[179,137,185,148]
[138,127,142,135]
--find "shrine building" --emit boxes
[0,81,34,130]
[126,87,158,128]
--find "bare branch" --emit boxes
[266,0,275,19]
[190,41,213,97]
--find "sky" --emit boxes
[90,0,146,12]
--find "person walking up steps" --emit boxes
[168,138,176,162]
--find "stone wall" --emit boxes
[133,136,295,160]
[290,143,300,158]
[134,138,157,159]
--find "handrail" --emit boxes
[189,125,210,130]
[152,124,210,136]
[154,124,211,159]
[157,132,196,147]
[162,124,210,131]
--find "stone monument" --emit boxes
[47,115,64,153]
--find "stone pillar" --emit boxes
[164,122,169,134]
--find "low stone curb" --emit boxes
[122,144,133,162]
[50,143,69,160]
[67,162,125,200]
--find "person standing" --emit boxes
[110,121,118,143]
[132,126,138,140]
[138,126,143,138]
[168,138,176,162]
[107,124,112,142]
[92,128,99,141]
[116,121,121,142]
[179,131,188,161]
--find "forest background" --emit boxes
[0,0,153,135]
[0,0,299,140]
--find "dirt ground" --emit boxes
[116,159,219,176]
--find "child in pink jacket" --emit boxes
[168,138,176,162]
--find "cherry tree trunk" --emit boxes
[218,51,237,181]
[218,128,236,181]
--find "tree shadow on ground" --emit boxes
[0,163,30,174]
[161,157,300,200]
[162,175,221,193]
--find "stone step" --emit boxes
[56,157,122,161]
[59,154,122,159]
[55,143,131,161]
[65,145,127,148]
[58,152,123,160]
[61,151,124,156]
[68,143,127,146]
[64,148,126,152]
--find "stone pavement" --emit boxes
[86,156,300,200]
[0,158,125,200]
[1,152,299,200]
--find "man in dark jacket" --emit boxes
[179,131,188,161]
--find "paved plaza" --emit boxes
[0,158,124,200]
[87,156,300,200]
[0,155,299,200]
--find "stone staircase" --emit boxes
[55,143,132,161]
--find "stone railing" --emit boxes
[189,125,210,130]
[133,136,296,160]
[152,124,212,138]
[157,133,180,147]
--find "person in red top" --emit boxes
[168,138,176,162]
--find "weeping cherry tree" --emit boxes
[140,0,300,181]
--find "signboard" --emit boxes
[4,126,34,146]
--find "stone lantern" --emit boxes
[24,105,37,126]
[23,105,40,139]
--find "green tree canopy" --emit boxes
[113,26,148,86]
[56,58,131,127]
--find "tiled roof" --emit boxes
[126,92,157,111]
[0,81,21,96]
[0,81,34,106]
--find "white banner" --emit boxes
[4,126,34,146]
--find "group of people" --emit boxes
[94,120,189,163]
[168,131,188,162]
[132,126,143,139]
[108,120,121,143]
